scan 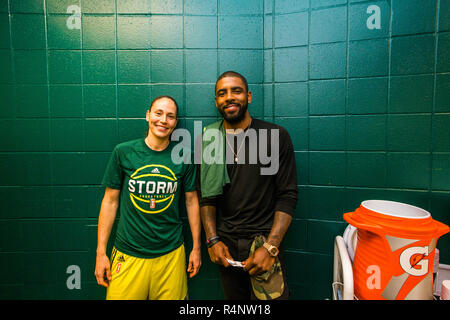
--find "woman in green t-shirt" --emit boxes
[94,96,201,300]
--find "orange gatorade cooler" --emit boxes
[343,200,449,300]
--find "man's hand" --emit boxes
[208,241,233,267]
[242,247,275,276]
[187,248,202,278]
[94,253,112,287]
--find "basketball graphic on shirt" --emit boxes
[127,164,178,214]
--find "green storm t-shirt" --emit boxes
[102,138,196,258]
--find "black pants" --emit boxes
[217,234,289,300]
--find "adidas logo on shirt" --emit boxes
[151,168,160,174]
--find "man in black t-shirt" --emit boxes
[197,71,298,300]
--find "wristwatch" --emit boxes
[263,242,279,257]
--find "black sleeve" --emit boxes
[273,128,298,216]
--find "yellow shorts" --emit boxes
[106,244,187,300]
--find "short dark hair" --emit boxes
[149,95,179,118]
[215,71,248,93]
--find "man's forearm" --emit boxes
[200,205,217,239]
[267,211,292,247]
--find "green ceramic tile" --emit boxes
[248,84,263,118]
[346,152,386,187]
[11,14,46,49]
[82,50,115,84]
[436,74,450,112]
[82,15,115,49]
[83,85,116,118]
[264,49,272,82]
[117,84,151,117]
[392,0,436,36]
[275,11,308,47]
[275,0,309,14]
[309,116,346,151]
[116,0,150,14]
[387,114,431,152]
[15,85,49,117]
[186,84,216,117]
[47,0,81,13]
[14,119,50,152]
[347,115,386,151]
[437,32,450,72]
[274,82,308,117]
[185,50,217,83]
[0,14,10,49]
[53,186,87,218]
[433,114,450,152]
[51,153,85,185]
[10,0,44,13]
[117,16,150,49]
[311,0,347,7]
[349,1,390,40]
[0,50,12,84]
[391,34,435,75]
[309,80,345,115]
[14,50,47,84]
[389,75,434,113]
[348,77,388,114]
[307,220,347,254]
[219,50,263,84]
[150,50,184,83]
[284,219,307,250]
[263,84,273,117]
[295,151,309,185]
[50,119,84,151]
[440,0,450,31]
[309,152,346,186]
[118,119,147,143]
[219,0,263,15]
[220,16,263,49]
[0,85,14,118]
[184,16,217,49]
[185,0,217,15]
[0,154,51,185]
[310,6,347,44]
[49,85,82,117]
[349,38,389,77]
[150,16,183,49]
[274,46,308,82]
[0,253,24,285]
[386,152,430,189]
[308,186,345,221]
[150,0,183,14]
[12,186,53,218]
[82,0,114,13]
[48,50,82,84]
[84,152,115,184]
[117,51,150,83]
[273,117,308,151]
[264,17,272,49]
[310,42,347,79]
[47,15,81,49]
[85,119,118,151]
[54,220,88,250]
[430,191,450,224]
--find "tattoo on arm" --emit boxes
[267,211,292,247]
[200,205,217,239]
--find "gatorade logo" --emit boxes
[399,246,429,276]
[127,164,178,214]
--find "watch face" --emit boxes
[269,247,279,256]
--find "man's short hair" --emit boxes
[215,71,248,93]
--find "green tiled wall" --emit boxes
[0,0,449,300]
